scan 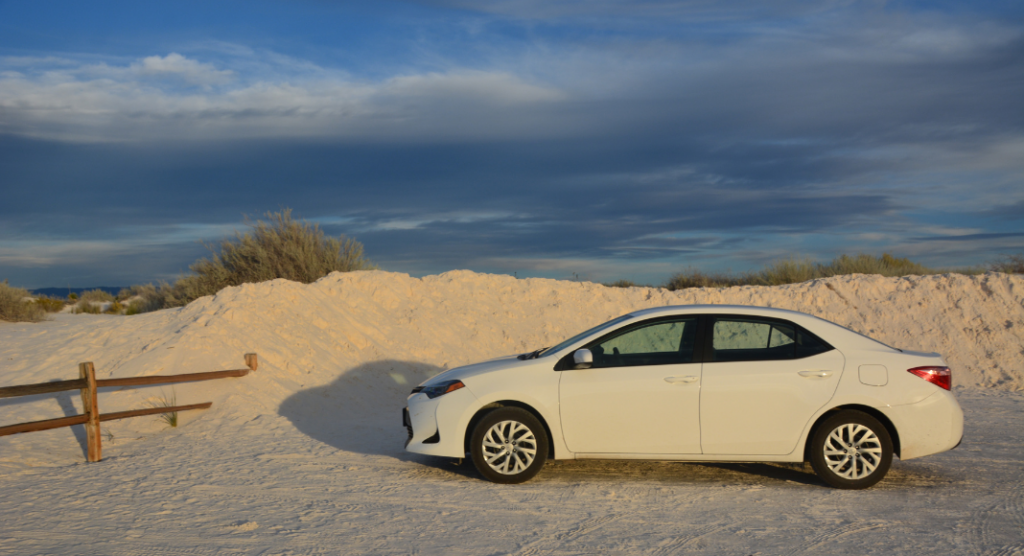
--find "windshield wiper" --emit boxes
[518,347,548,360]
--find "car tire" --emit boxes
[470,407,549,484]
[810,410,893,489]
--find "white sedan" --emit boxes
[403,305,963,489]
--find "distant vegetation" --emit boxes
[33,296,66,313]
[605,253,1013,291]
[991,254,1024,274]
[0,281,46,322]
[6,239,1021,321]
[123,209,377,313]
[666,253,945,290]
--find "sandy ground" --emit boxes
[1,270,1023,555]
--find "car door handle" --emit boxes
[665,376,699,384]
[798,370,833,378]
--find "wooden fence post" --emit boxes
[245,353,258,371]
[78,362,101,462]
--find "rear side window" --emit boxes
[795,328,833,358]
[589,318,698,368]
[711,318,832,362]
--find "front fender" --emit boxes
[464,390,574,460]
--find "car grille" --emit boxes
[403,408,413,444]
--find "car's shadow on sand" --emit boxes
[278,359,445,462]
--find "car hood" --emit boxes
[419,354,527,386]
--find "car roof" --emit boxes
[629,304,809,320]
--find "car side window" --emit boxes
[589,318,697,368]
[795,328,833,358]
[712,319,797,362]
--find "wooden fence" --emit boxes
[0,353,258,462]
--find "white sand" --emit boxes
[1,270,1022,555]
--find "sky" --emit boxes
[1,0,1022,288]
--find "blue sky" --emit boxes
[1,0,1022,288]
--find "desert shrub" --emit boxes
[604,280,643,288]
[0,281,46,322]
[34,296,66,312]
[73,299,102,314]
[79,289,114,302]
[104,301,124,314]
[756,257,820,285]
[820,253,936,277]
[991,253,1024,274]
[119,283,168,313]
[68,292,78,300]
[665,268,749,290]
[125,209,376,311]
[664,253,942,290]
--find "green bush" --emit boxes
[68,292,78,301]
[124,209,376,312]
[0,281,46,322]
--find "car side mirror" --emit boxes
[573,349,593,369]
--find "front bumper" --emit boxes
[404,386,477,458]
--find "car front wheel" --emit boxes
[470,407,548,484]
[810,410,893,489]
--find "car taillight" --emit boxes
[908,366,951,390]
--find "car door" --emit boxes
[699,316,844,455]
[559,317,703,455]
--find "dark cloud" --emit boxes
[910,232,1024,242]
[2,2,1022,287]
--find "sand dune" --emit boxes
[2,271,1022,427]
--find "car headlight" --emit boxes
[412,380,466,399]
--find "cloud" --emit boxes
[0,53,567,143]
[131,53,235,86]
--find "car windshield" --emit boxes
[538,314,634,357]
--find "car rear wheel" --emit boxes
[810,410,893,489]
[470,407,548,484]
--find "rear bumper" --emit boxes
[889,389,964,460]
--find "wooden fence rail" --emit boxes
[0,353,257,462]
